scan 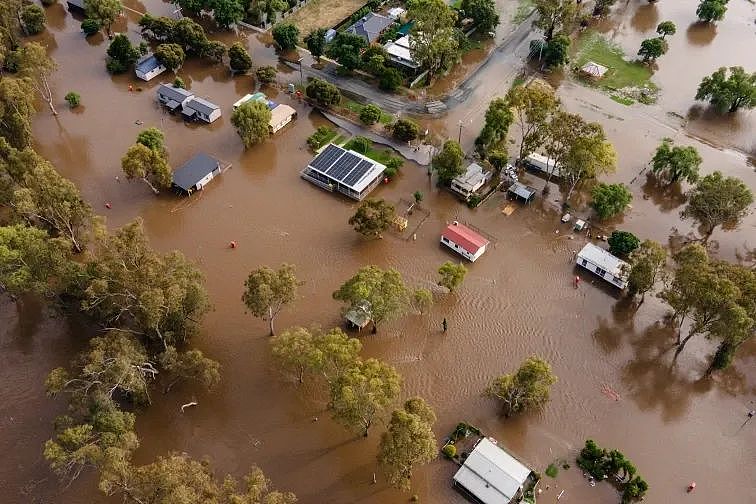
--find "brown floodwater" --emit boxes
[3,1,756,503]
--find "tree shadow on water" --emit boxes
[641,173,687,213]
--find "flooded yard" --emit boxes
[1,1,755,503]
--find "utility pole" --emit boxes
[297,58,304,87]
[457,120,463,144]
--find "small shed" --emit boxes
[135,54,167,81]
[387,7,406,20]
[269,104,297,133]
[441,222,489,262]
[345,300,372,331]
[507,182,536,203]
[172,153,222,194]
[183,97,221,123]
[580,61,608,79]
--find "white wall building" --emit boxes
[269,104,297,133]
[182,97,222,123]
[450,162,492,199]
[135,54,167,81]
[440,222,489,262]
[576,242,630,289]
[523,152,561,178]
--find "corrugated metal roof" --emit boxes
[452,163,489,192]
[136,54,162,74]
[270,104,296,126]
[453,438,532,504]
[442,223,489,254]
[508,182,536,201]
[157,84,193,103]
[185,97,219,116]
[173,153,219,191]
[578,243,629,277]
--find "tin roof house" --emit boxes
[300,144,386,200]
[172,153,222,194]
[384,35,420,71]
[576,242,629,289]
[182,97,221,123]
[269,104,297,133]
[157,84,194,113]
[135,54,167,81]
[450,163,492,200]
[346,12,395,43]
[441,222,489,262]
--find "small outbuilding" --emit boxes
[450,162,492,200]
[523,152,561,178]
[172,153,222,194]
[580,61,608,80]
[135,54,167,81]
[269,104,297,133]
[507,182,536,203]
[387,7,406,20]
[576,242,629,289]
[182,97,221,123]
[453,437,535,504]
[233,91,269,110]
[345,300,372,331]
[441,221,489,262]
[157,84,194,113]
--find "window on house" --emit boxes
[581,259,588,267]
[595,267,607,277]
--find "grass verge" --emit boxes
[342,99,394,124]
[573,31,656,91]
[610,94,634,106]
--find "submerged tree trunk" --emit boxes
[674,329,699,360]
[141,177,159,195]
[268,306,275,336]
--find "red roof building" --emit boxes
[440,222,490,262]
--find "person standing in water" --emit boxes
[442,318,448,333]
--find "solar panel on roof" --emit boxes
[310,144,343,171]
[326,152,361,178]
[343,160,374,186]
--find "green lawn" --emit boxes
[573,31,656,91]
[342,99,394,125]
[610,94,635,106]
[343,138,396,165]
[513,0,535,24]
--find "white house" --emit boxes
[440,222,489,262]
[453,437,534,504]
[172,153,222,194]
[269,104,297,133]
[182,97,222,123]
[576,242,630,289]
[300,144,386,200]
[384,35,420,71]
[135,54,167,81]
[156,84,194,113]
[450,162,492,199]
[232,91,268,110]
[523,152,561,178]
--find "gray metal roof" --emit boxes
[136,54,162,74]
[578,243,629,279]
[157,84,193,103]
[508,182,536,201]
[453,438,532,504]
[67,0,85,10]
[347,13,394,43]
[185,97,219,116]
[173,153,219,191]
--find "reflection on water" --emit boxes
[630,4,659,33]
[685,21,718,46]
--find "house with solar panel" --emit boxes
[135,54,167,81]
[441,222,490,262]
[300,144,387,200]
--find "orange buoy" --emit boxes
[687,482,696,492]
[128,84,133,92]
[229,241,237,249]
[105,202,112,209]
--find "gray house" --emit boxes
[173,153,222,194]
[157,84,194,113]
[182,97,222,123]
[346,12,394,43]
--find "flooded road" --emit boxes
[2,1,755,503]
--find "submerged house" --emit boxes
[576,242,629,289]
[300,144,386,201]
[345,300,372,331]
[157,84,194,113]
[453,437,535,504]
[346,12,395,43]
[450,163,492,200]
[441,222,489,262]
[172,153,222,194]
[269,104,297,133]
[182,97,221,123]
[135,54,166,81]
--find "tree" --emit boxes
[432,140,464,185]
[21,4,46,35]
[408,0,460,79]
[242,264,300,336]
[378,67,404,92]
[159,346,221,392]
[0,225,72,297]
[327,32,367,72]
[637,37,666,62]
[696,0,728,23]
[507,81,559,161]
[533,0,577,41]
[209,0,245,28]
[412,288,433,314]
[17,42,58,115]
[271,22,299,51]
[175,0,206,16]
[106,34,140,74]
[81,18,101,36]
[607,230,640,257]
[349,199,396,239]
[485,356,557,416]
[359,104,382,125]
[255,65,277,84]
[475,97,513,155]
[231,100,272,148]
[542,34,570,68]
[0,76,37,148]
[650,138,702,185]
[121,145,171,194]
[377,398,437,490]
[304,28,327,62]
[681,171,753,241]
[270,326,320,383]
[656,20,676,39]
[694,66,756,113]
[333,266,411,332]
[330,358,402,436]
[305,78,341,107]
[201,40,227,62]
[312,327,363,384]
[627,240,667,305]
[64,91,81,108]
[390,119,419,141]
[461,0,499,34]
[590,183,632,220]
[592,0,616,16]
[437,261,467,292]
[84,0,122,38]
[228,41,252,74]
[135,127,165,152]
[154,43,185,72]
[413,191,423,204]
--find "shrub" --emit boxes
[349,136,371,154]
[391,119,419,141]
[228,42,253,74]
[272,22,300,51]
[359,104,382,125]
[173,76,185,88]
[256,65,277,84]
[81,18,101,36]
[467,194,481,208]
[307,126,336,150]
[306,78,341,107]
[441,444,456,459]
[379,67,404,92]
[64,92,81,108]
[21,4,46,35]
[545,463,558,478]
[608,230,640,257]
[384,158,403,178]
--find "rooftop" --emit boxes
[305,144,386,194]
[578,243,629,279]
[442,222,489,255]
[270,104,296,125]
[384,35,419,67]
[157,84,193,103]
[346,12,394,43]
[581,60,609,78]
[136,54,162,74]
[452,163,489,192]
[185,97,219,116]
[173,153,220,192]
[453,437,532,504]
[508,182,536,202]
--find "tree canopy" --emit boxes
[461,0,499,34]
[228,41,253,73]
[650,138,702,185]
[333,266,411,332]
[590,183,632,220]
[694,66,756,113]
[533,0,576,41]
[154,43,185,72]
[242,263,301,335]
[681,171,753,241]
[656,21,676,38]
[607,230,640,257]
[85,0,122,37]
[627,240,667,305]
[485,356,557,416]
[305,78,341,107]
[272,22,299,51]
[432,140,464,185]
[408,0,460,79]
[349,198,396,238]
[637,37,666,62]
[121,143,172,194]
[437,261,467,292]
[106,34,141,74]
[327,32,367,71]
[21,4,46,35]
[304,28,327,61]
[696,0,729,23]
[475,97,513,156]
[231,100,272,148]
[507,81,560,161]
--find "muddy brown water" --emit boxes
[2,1,755,503]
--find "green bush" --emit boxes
[359,104,382,125]
[173,76,185,89]
[64,91,81,108]
[379,67,404,92]
[383,158,402,178]
[349,136,371,154]
[467,194,481,208]
[81,18,101,37]
[21,4,46,35]
[307,126,337,150]
[441,444,457,459]
[391,119,419,141]
[545,463,558,478]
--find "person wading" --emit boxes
[442,318,448,333]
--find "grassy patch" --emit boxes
[342,99,394,124]
[573,31,656,91]
[287,0,365,40]
[450,0,463,10]
[545,463,559,478]
[513,0,535,24]
[344,139,395,165]
[307,126,338,150]
[610,94,635,106]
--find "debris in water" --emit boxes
[180,401,198,413]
